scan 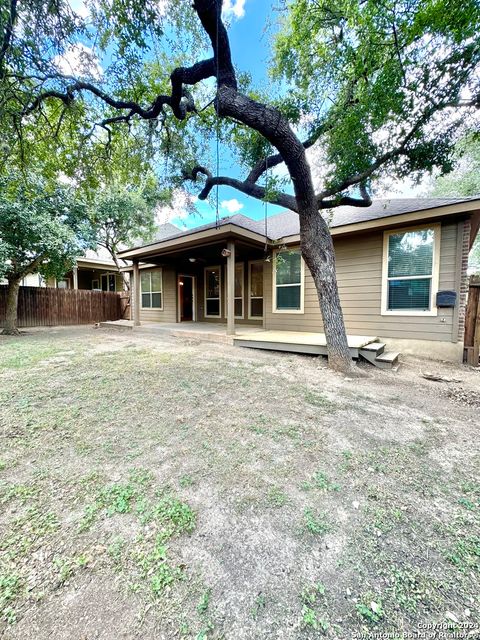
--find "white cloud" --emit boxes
[221,198,244,213]
[223,0,246,19]
[53,43,103,79]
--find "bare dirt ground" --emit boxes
[0,326,478,640]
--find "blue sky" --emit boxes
[68,0,425,230]
[174,0,285,230]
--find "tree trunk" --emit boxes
[110,251,130,291]
[2,277,21,335]
[300,208,355,372]
[216,86,356,373]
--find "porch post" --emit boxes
[72,265,78,290]
[132,260,141,326]
[227,240,235,335]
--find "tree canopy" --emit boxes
[84,178,164,287]
[273,0,480,196]
[0,172,84,285]
[429,134,480,271]
[1,0,479,207]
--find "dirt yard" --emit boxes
[0,326,478,640]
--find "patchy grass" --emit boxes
[0,328,479,639]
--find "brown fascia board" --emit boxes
[279,201,480,245]
[117,224,267,260]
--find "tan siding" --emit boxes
[265,221,460,342]
[139,268,177,323]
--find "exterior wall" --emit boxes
[138,267,177,323]
[137,262,263,326]
[265,220,466,351]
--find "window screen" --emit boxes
[386,229,434,311]
[275,251,302,311]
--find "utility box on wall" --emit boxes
[436,290,457,307]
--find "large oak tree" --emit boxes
[1,0,479,370]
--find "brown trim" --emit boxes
[117,224,266,260]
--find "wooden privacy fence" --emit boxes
[0,286,123,328]
[464,281,480,365]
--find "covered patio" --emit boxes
[118,222,270,335]
[100,319,380,359]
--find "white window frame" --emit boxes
[248,260,264,320]
[234,262,244,319]
[101,272,117,292]
[272,248,305,314]
[140,269,163,310]
[381,224,441,317]
[204,265,222,318]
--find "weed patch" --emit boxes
[303,508,331,536]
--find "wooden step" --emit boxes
[360,342,386,354]
[374,351,400,369]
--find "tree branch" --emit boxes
[246,131,321,184]
[183,165,298,211]
[0,0,18,73]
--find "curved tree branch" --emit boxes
[183,165,298,211]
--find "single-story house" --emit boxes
[8,249,126,291]
[117,197,480,362]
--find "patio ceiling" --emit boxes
[132,239,267,269]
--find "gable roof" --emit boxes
[153,222,182,240]
[144,197,480,240]
[118,196,480,258]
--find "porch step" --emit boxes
[359,342,386,354]
[359,341,400,370]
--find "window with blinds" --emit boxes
[249,261,263,318]
[274,250,303,312]
[385,228,436,312]
[141,270,163,309]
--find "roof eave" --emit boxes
[117,223,268,260]
[278,200,480,244]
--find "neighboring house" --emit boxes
[50,249,126,291]
[117,198,480,362]
[3,248,126,291]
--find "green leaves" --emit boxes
[273,0,480,193]
[0,171,85,282]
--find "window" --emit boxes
[101,273,117,292]
[57,279,69,289]
[273,249,304,313]
[248,261,264,318]
[234,263,244,318]
[205,266,221,317]
[141,270,163,309]
[382,225,440,315]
